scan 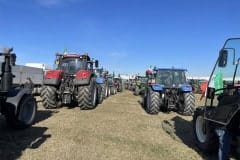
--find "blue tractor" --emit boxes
[143,67,195,115]
[94,67,109,104]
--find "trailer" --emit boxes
[0,63,44,95]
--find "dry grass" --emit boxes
[0,91,215,160]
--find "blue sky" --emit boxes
[0,0,240,76]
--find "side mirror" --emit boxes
[95,60,99,68]
[218,49,228,67]
[10,54,16,66]
[207,87,215,99]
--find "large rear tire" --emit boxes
[110,86,115,95]
[145,87,160,114]
[193,108,218,152]
[134,86,140,96]
[78,78,97,110]
[97,84,104,104]
[5,94,37,129]
[104,84,109,98]
[179,92,195,116]
[40,85,58,109]
[108,86,111,96]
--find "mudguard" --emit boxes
[204,104,240,126]
[74,74,94,86]
[96,77,105,84]
[6,88,32,114]
[151,84,163,91]
[43,70,63,85]
[180,84,192,92]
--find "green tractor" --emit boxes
[134,76,148,96]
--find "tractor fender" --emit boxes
[6,88,33,115]
[43,70,63,86]
[74,73,95,86]
[151,84,163,91]
[180,84,192,92]
[96,77,105,84]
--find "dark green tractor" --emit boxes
[134,76,148,96]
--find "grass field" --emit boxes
[0,91,236,160]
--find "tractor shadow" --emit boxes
[161,116,218,160]
[137,98,149,114]
[0,108,54,160]
[34,109,59,124]
[0,124,50,160]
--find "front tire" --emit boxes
[5,94,37,129]
[193,108,218,152]
[78,78,97,110]
[40,85,58,109]
[145,87,160,114]
[178,92,195,116]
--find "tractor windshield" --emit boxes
[58,58,84,74]
[156,69,186,87]
[208,38,240,90]
[94,68,103,77]
[206,38,240,107]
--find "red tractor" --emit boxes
[40,53,99,110]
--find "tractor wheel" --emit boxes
[78,78,97,110]
[40,85,58,109]
[104,84,109,98]
[119,85,123,92]
[193,108,218,152]
[5,94,37,129]
[134,86,140,96]
[146,87,160,114]
[108,86,111,96]
[178,92,195,116]
[97,84,104,104]
[110,86,115,95]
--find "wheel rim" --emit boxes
[18,96,36,125]
[195,115,207,143]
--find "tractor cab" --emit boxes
[55,53,95,75]
[152,68,187,88]
[203,38,240,125]
[135,76,148,85]
[94,67,104,77]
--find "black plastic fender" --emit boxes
[6,88,32,115]
[204,104,240,126]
